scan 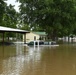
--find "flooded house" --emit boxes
[24,32,47,43]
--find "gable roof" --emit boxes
[33,32,47,36]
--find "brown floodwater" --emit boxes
[0,44,76,75]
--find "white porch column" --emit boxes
[23,33,26,43]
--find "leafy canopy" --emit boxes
[17,0,76,38]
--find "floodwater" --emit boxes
[0,44,76,75]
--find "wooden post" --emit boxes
[2,32,5,45]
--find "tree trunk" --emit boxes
[68,35,70,43]
[8,36,9,41]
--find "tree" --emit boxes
[0,0,6,26]
[1,3,20,40]
[2,4,18,28]
[17,0,76,40]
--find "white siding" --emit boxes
[26,32,39,43]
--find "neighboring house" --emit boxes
[25,32,47,43]
[58,36,76,42]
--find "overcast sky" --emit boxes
[5,0,20,12]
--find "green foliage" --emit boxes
[2,4,18,28]
[2,4,19,37]
[0,1,20,38]
[0,0,6,26]
[17,0,76,40]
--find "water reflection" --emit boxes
[0,44,76,75]
[0,43,43,75]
